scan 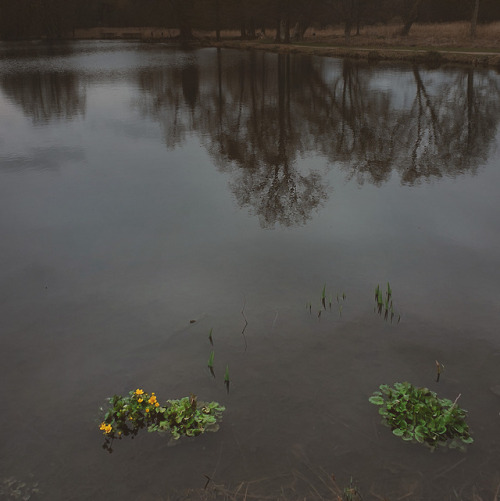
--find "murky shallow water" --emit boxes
[1,41,500,500]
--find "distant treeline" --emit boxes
[0,0,498,40]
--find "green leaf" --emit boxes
[370,382,472,450]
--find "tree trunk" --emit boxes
[284,17,290,43]
[215,0,220,41]
[274,18,281,42]
[248,17,256,39]
[283,0,290,43]
[344,19,352,42]
[179,22,193,40]
[470,0,480,39]
[343,0,354,42]
[400,0,423,37]
[355,0,361,35]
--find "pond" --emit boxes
[0,41,500,500]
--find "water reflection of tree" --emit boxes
[137,51,329,228]
[394,67,499,184]
[0,71,86,123]
[136,50,500,227]
[137,58,200,150]
[212,53,328,228]
[301,59,396,186]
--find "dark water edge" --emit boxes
[0,41,499,500]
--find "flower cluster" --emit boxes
[99,389,225,452]
[99,422,112,434]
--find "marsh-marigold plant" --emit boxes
[99,389,224,452]
[369,382,473,449]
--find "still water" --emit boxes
[0,41,499,500]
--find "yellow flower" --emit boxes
[135,389,144,395]
[129,416,134,420]
[145,408,150,413]
[138,398,143,403]
[99,422,113,434]
[155,402,159,407]
[148,395,157,405]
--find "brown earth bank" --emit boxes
[199,22,500,68]
[74,22,500,67]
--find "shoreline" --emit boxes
[200,39,500,68]
[5,23,500,67]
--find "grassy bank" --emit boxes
[73,22,500,67]
[200,22,500,67]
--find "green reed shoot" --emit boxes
[435,360,443,382]
[375,282,400,323]
[208,351,214,368]
[224,365,230,383]
[208,328,213,346]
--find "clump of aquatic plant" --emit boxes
[435,360,444,382]
[224,365,230,393]
[343,477,362,501]
[99,389,224,452]
[369,382,473,449]
[307,285,346,318]
[208,350,216,378]
[374,282,400,323]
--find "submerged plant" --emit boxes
[374,282,400,323]
[99,389,225,452]
[369,382,473,449]
[308,285,346,319]
[208,350,216,377]
[343,477,361,501]
[224,365,230,393]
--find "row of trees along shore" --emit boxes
[0,0,497,41]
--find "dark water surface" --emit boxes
[1,41,500,500]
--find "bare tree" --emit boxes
[470,0,480,38]
[400,0,423,36]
